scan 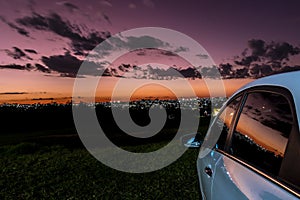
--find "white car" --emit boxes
[197,71,300,199]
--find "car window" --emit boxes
[214,96,242,151]
[229,91,293,176]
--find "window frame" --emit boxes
[214,85,300,198]
[212,93,243,151]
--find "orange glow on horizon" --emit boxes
[0,74,254,104]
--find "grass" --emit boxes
[0,142,201,199]
[0,116,210,199]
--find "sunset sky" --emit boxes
[1,0,300,103]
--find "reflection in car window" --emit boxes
[230,92,293,176]
[214,96,241,150]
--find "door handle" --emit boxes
[204,167,213,177]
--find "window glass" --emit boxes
[214,96,241,150]
[230,92,293,176]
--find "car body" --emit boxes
[197,71,300,199]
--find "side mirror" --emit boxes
[180,133,202,148]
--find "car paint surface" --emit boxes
[197,71,300,200]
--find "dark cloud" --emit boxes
[41,52,82,76]
[248,39,266,57]
[234,39,300,68]
[88,36,170,60]
[15,12,110,55]
[234,56,257,67]
[235,68,249,78]
[0,62,53,73]
[266,42,300,62]
[24,49,38,54]
[41,52,105,76]
[0,16,29,37]
[218,63,233,78]
[0,64,29,70]
[231,39,300,78]
[5,47,32,60]
[249,64,272,78]
[235,39,300,65]
[0,92,28,95]
[35,64,50,73]
[177,67,202,79]
[98,63,203,80]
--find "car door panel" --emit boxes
[212,155,298,200]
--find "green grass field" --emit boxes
[0,113,210,199]
[1,142,201,199]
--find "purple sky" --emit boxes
[1,0,300,102]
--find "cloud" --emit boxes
[89,35,170,60]
[235,68,249,78]
[15,12,110,55]
[110,64,202,80]
[249,64,272,78]
[0,92,28,95]
[0,16,29,37]
[248,39,266,57]
[41,51,105,76]
[235,39,300,65]
[24,49,38,54]
[231,39,300,78]
[35,64,51,73]
[266,41,300,62]
[0,64,30,70]
[177,67,202,79]
[41,52,83,76]
[218,63,233,78]
[5,47,32,60]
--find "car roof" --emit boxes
[231,71,300,130]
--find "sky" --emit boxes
[1,0,300,103]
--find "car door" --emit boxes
[200,87,300,199]
[197,95,243,199]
